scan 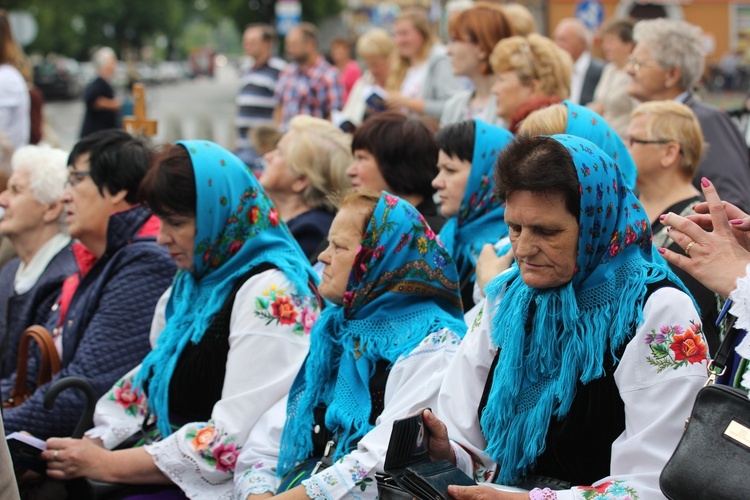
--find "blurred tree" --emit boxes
[6,0,189,59]
[7,0,341,60]
[205,0,343,33]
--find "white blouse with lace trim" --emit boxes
[85,269,318,499]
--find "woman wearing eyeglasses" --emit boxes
[626,100,721,353]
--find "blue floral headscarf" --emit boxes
[438,119,514,287]
[480,135,681,484]
[563,100,637,190]
[136,140,315,437]
[278,192,466,476]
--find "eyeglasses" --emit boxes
[66,170,91,187]
[626,136,684,155]
[627,56,661,72]
[626,136,672,147]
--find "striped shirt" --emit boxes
[236,57,286,148]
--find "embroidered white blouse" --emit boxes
[728,263,750,390]
[85,269,319,499]
[233,329,463,500]
[437,286,708,500]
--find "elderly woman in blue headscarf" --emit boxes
[433,119,514,310]
[234,190,467,500]
[425,135,707,499]
[474,100,640,295]
[43,141,321,498]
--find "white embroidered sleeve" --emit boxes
[437,301,501,482]
[143,270,316,500]
[300,329,463,500]
[556,287,708,500]
[85,364,152,449]
[440,287,708,500]
[729,262,750,359]
[234,397,286,498]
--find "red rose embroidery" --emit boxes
[271,296,298,325]
[113,381,143,410]
[228,240,243,256]
[269,208,280,226]
[670,330,707,364]
[212,442,239,473]
[608,242,620,257]
[351,245,374,283]
[247,206,260,225]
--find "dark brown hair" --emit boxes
[138,145,196,218]
[601,18,635,44]
[351,112,438,199]
[495,135,579,217]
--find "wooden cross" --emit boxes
[123,83,158,137]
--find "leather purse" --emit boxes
[3,325,61,408]
[660,317,750,500]
[377,412,477,500]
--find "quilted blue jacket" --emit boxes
[0,242,77,380]
[2,205,176,439]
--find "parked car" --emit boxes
[33,58,82,100]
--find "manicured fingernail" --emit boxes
[666,227,671,232]
[701,177,710,187]
[659,214,666,221]
[731,219,744,225]
[658,248,666,254]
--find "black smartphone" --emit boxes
[365,92,388,113]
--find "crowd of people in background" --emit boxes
[1,2,750,500]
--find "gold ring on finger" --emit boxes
[685,240,697,256]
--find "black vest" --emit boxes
[477,280,675,487]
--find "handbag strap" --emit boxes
[707,305,740,383]
[7,326,61,405]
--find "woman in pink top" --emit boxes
[330,38,362,104]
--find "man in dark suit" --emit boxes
[554,18,605,106]
[628,18,750,212]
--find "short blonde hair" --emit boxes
[630,100,704,178]
[490,34,572,99]
[502,3,537,37]
[517,103,567,136]
[284,116,352,212]
[356,28,395,59]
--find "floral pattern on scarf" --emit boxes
[136,141,315,438]
[277,192,466,477]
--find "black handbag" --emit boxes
[660,317,750,500]
[376,412,476,500]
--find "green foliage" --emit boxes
[10,0,189,59]
[11,0,342,60]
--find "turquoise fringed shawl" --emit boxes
[480,135,682,484]
[277,192,466,477]
[136,140,315,437]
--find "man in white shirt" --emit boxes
[554,18,605,106]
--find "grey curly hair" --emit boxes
[633,18,705,91]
